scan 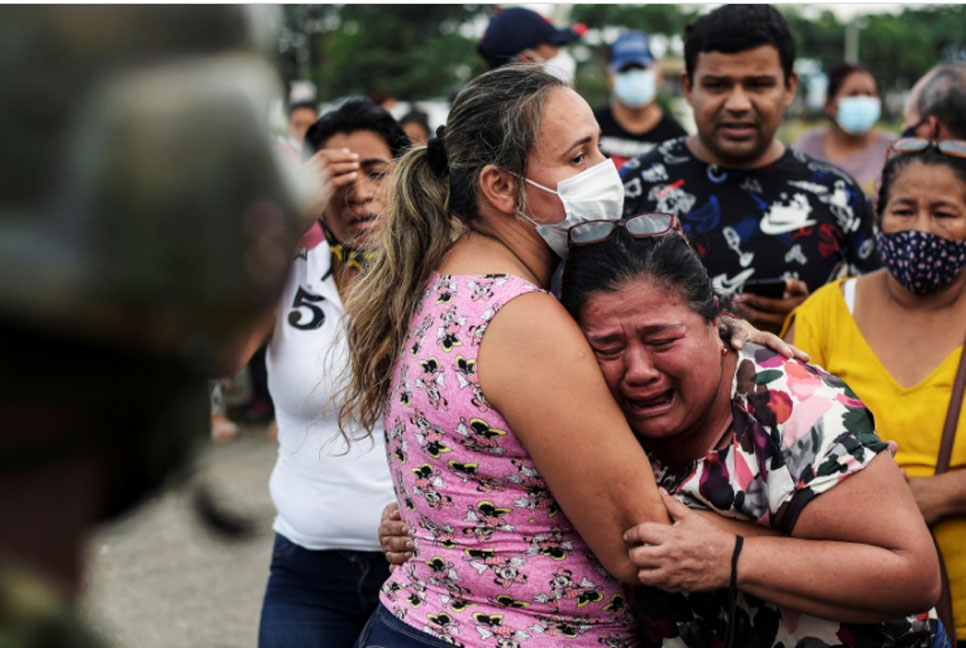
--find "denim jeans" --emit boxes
[258,533,390,648]
[933,618,952,648]
[355,603,459,648]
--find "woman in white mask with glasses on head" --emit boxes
[338,64,799,648]
[794,62,895,197]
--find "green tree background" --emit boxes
[278,4,491,101]
[277,4,966,107]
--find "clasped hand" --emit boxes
[623,490,735,592]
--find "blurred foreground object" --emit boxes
[0,5,304,370]
[0,5,306,643]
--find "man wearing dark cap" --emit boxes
[477,7,585,83]
[594,31,686,169]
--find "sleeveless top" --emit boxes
[380,272,637,648]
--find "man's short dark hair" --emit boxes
[303,99,410,161]
[288,100,318,117]
[684,4,796,84]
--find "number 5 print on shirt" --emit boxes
[288,287,326,330]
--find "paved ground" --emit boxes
[81,426,278,648]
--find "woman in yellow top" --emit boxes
[783,138,966,642]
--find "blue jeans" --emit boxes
[258,533,390,648]
[933,618,952,648]
[355,603,458,648]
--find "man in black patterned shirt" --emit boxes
[620,4,879,332]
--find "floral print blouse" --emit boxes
[381,273,637,648]
[633,343,942,647]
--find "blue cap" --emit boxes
[478,7,584,69]
[609,31,655,71]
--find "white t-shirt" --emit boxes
[266,239,394,552]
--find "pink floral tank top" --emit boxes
[380,272,636,648]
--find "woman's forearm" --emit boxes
[668,510,933,621]
[939,468,966,518]
[738,535,939,623]
[690,509,780,538]
[907,468,966,525]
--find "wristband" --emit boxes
[724,534,744,648]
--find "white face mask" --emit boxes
[519,158,625,258]
[542,49,576,86]
[613,68,657,109]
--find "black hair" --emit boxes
[303,99,410,161]
[826,62,880,102]
[876,147,966,218]
[561,229,719,326]
[288,100,318,116]
[684,4,796,84]
[399,109,431,137]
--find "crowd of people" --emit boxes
[239,4,966,648]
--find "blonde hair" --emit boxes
[338,64,564,436]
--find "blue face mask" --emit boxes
[835,96,881,135]
[613,69,656,109]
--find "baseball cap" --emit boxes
[478,7,585,69]
[609,31,656,72]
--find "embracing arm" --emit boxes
[479,292,670,584]
[724,314,808,362]
[690,508,781,539]
[628,453,940,622]
[738,452,941,620]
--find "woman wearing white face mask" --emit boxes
[338,64,797,648]
[794,62,895,197]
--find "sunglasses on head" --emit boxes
[568,212,683,247]
[886,138,966,161]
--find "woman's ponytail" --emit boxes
[338,64,565,437]
[338,144,461,435]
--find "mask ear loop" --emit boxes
[523,176,558,195]
[512,169,557,228]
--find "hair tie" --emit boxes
[426,125,448,177]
